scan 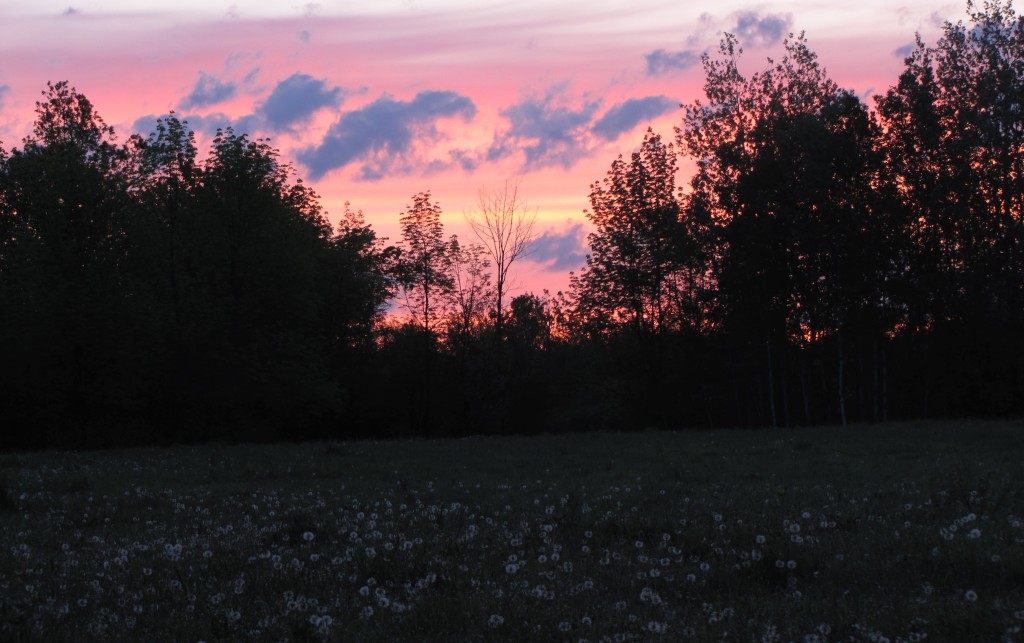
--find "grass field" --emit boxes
[2,420,1023,641]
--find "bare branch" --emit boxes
[464,177,538,336]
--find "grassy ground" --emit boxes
[1,419,1023,641]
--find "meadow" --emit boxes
[1,420,1023,642]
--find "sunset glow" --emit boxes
[0,0,959,295]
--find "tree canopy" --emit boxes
[1,2,1021,448]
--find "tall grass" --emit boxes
[1,419,1022,641]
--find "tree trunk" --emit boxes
[766,336,778,429]
[837,328,847,428]
[800,359,810,424]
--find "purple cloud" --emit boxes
[592,96,677,140]
[0,85,10,110]
[489,89,600,170]
[298,90,476,181]
[894,43,916,58]
[732,11,792,47]
[258,73,344,131]
[132,112,259,140]
[181,72,237,110]
[528,223,587,272]
[645,49,701,76]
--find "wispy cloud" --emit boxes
[592,96,677,140]
[298,90,476,181]
[528,222,588,272]
[489,87,600,171]
[894,42,916,58]
[180,72,237,110]
[0,85,11,111]
[257,73,346,132]
[732,11,792,47]
[645,48,701,76]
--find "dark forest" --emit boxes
[1,3,1022,449]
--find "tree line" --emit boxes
[1,1,1021,448]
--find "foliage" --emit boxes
[394,192,452,338]
[1,1,1023,445]
[570,129,689,338]
[0,96,390,447]
[444,236,492,341]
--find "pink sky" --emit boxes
[0,0,960,298]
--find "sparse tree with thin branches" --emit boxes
[464,178,537,339]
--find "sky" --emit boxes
[0,0,964,298]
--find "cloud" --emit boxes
[298,30,311,43]
[447,148,480,173]
[592,96,677,140]
[257,73,344,131]
[242,67,260,86]
[644,10,789,74]
[527,223,588,272]
[137,71,346,142]
[489,88,600,170]
[298,90,476,181]
[181,72,237,110]
[894,43,916,58]
[645,49,701,76]
[0,85,10,110]
[732,11,792,47]
[62,7,80,15]
[132,112,259,139]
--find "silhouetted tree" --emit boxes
[464,178,536,339]
[445,236,492,342]
[679,33,902,426]
[875,0,1024,415]
[325,203,397,347]
[131,113,199,317]
[395,192,452,339]
[570,129,686,338]
[506,293,552,350]
[321,203,399,434]
[391,192,454,434]
[186,128,339,439]
[0,82,137,444]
